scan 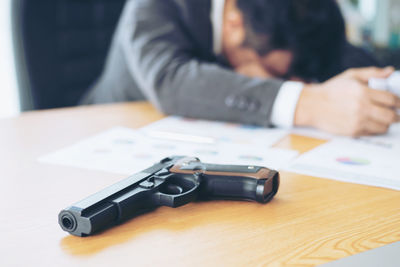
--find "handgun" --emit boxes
[58,156,280,236]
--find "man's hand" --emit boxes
[294,67,400,136]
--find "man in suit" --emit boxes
[82,0,400,136]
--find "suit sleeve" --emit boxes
[118,0,283,127]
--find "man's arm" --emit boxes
[118,0,283,126]
[228,44,400,136]
[231,52,400,135]
[294,67,400,136]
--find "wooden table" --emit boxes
[1,102,399,267]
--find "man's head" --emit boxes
[222,0,347,81]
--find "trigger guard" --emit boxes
[155,188,198,208]
[154,186,199,208]
[153,172,201,208]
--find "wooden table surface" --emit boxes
[1,102,399,267]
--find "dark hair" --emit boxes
[236,0,347,81]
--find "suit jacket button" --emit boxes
[225,96,236,108]
[248,100,260,112]
[236,97,249,110]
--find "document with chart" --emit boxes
[286,124,400,190]
[39,124,297,175]
[140,116,289,147]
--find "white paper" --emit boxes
[286,123,400,190]
[357,123,400,150]
[39,127,298,175]
[291,122,400,141]
[139,116,289,148]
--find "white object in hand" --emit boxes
[369,71,400,97]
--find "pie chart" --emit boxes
[336,157,370,166]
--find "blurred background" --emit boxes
[0,0,399,118]
[339,0,400,65]
[0,0,19,118]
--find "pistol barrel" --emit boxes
[58,157,180,236]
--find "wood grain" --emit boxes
[1,102,399,267]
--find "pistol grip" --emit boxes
[201,176,279,203]
[199,168,279,203]
[170,160,280,203]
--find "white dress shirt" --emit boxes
[211,0,303,127]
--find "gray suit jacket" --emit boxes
[81,0,378,126]
[81,0,283,126]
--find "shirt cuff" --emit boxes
[270,81,304,128]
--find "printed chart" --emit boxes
[336,157,371,166]
[286,134,400,190]
[39,126,297,175]
[139,116,289,147]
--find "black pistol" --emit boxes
[58,156,280,236]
